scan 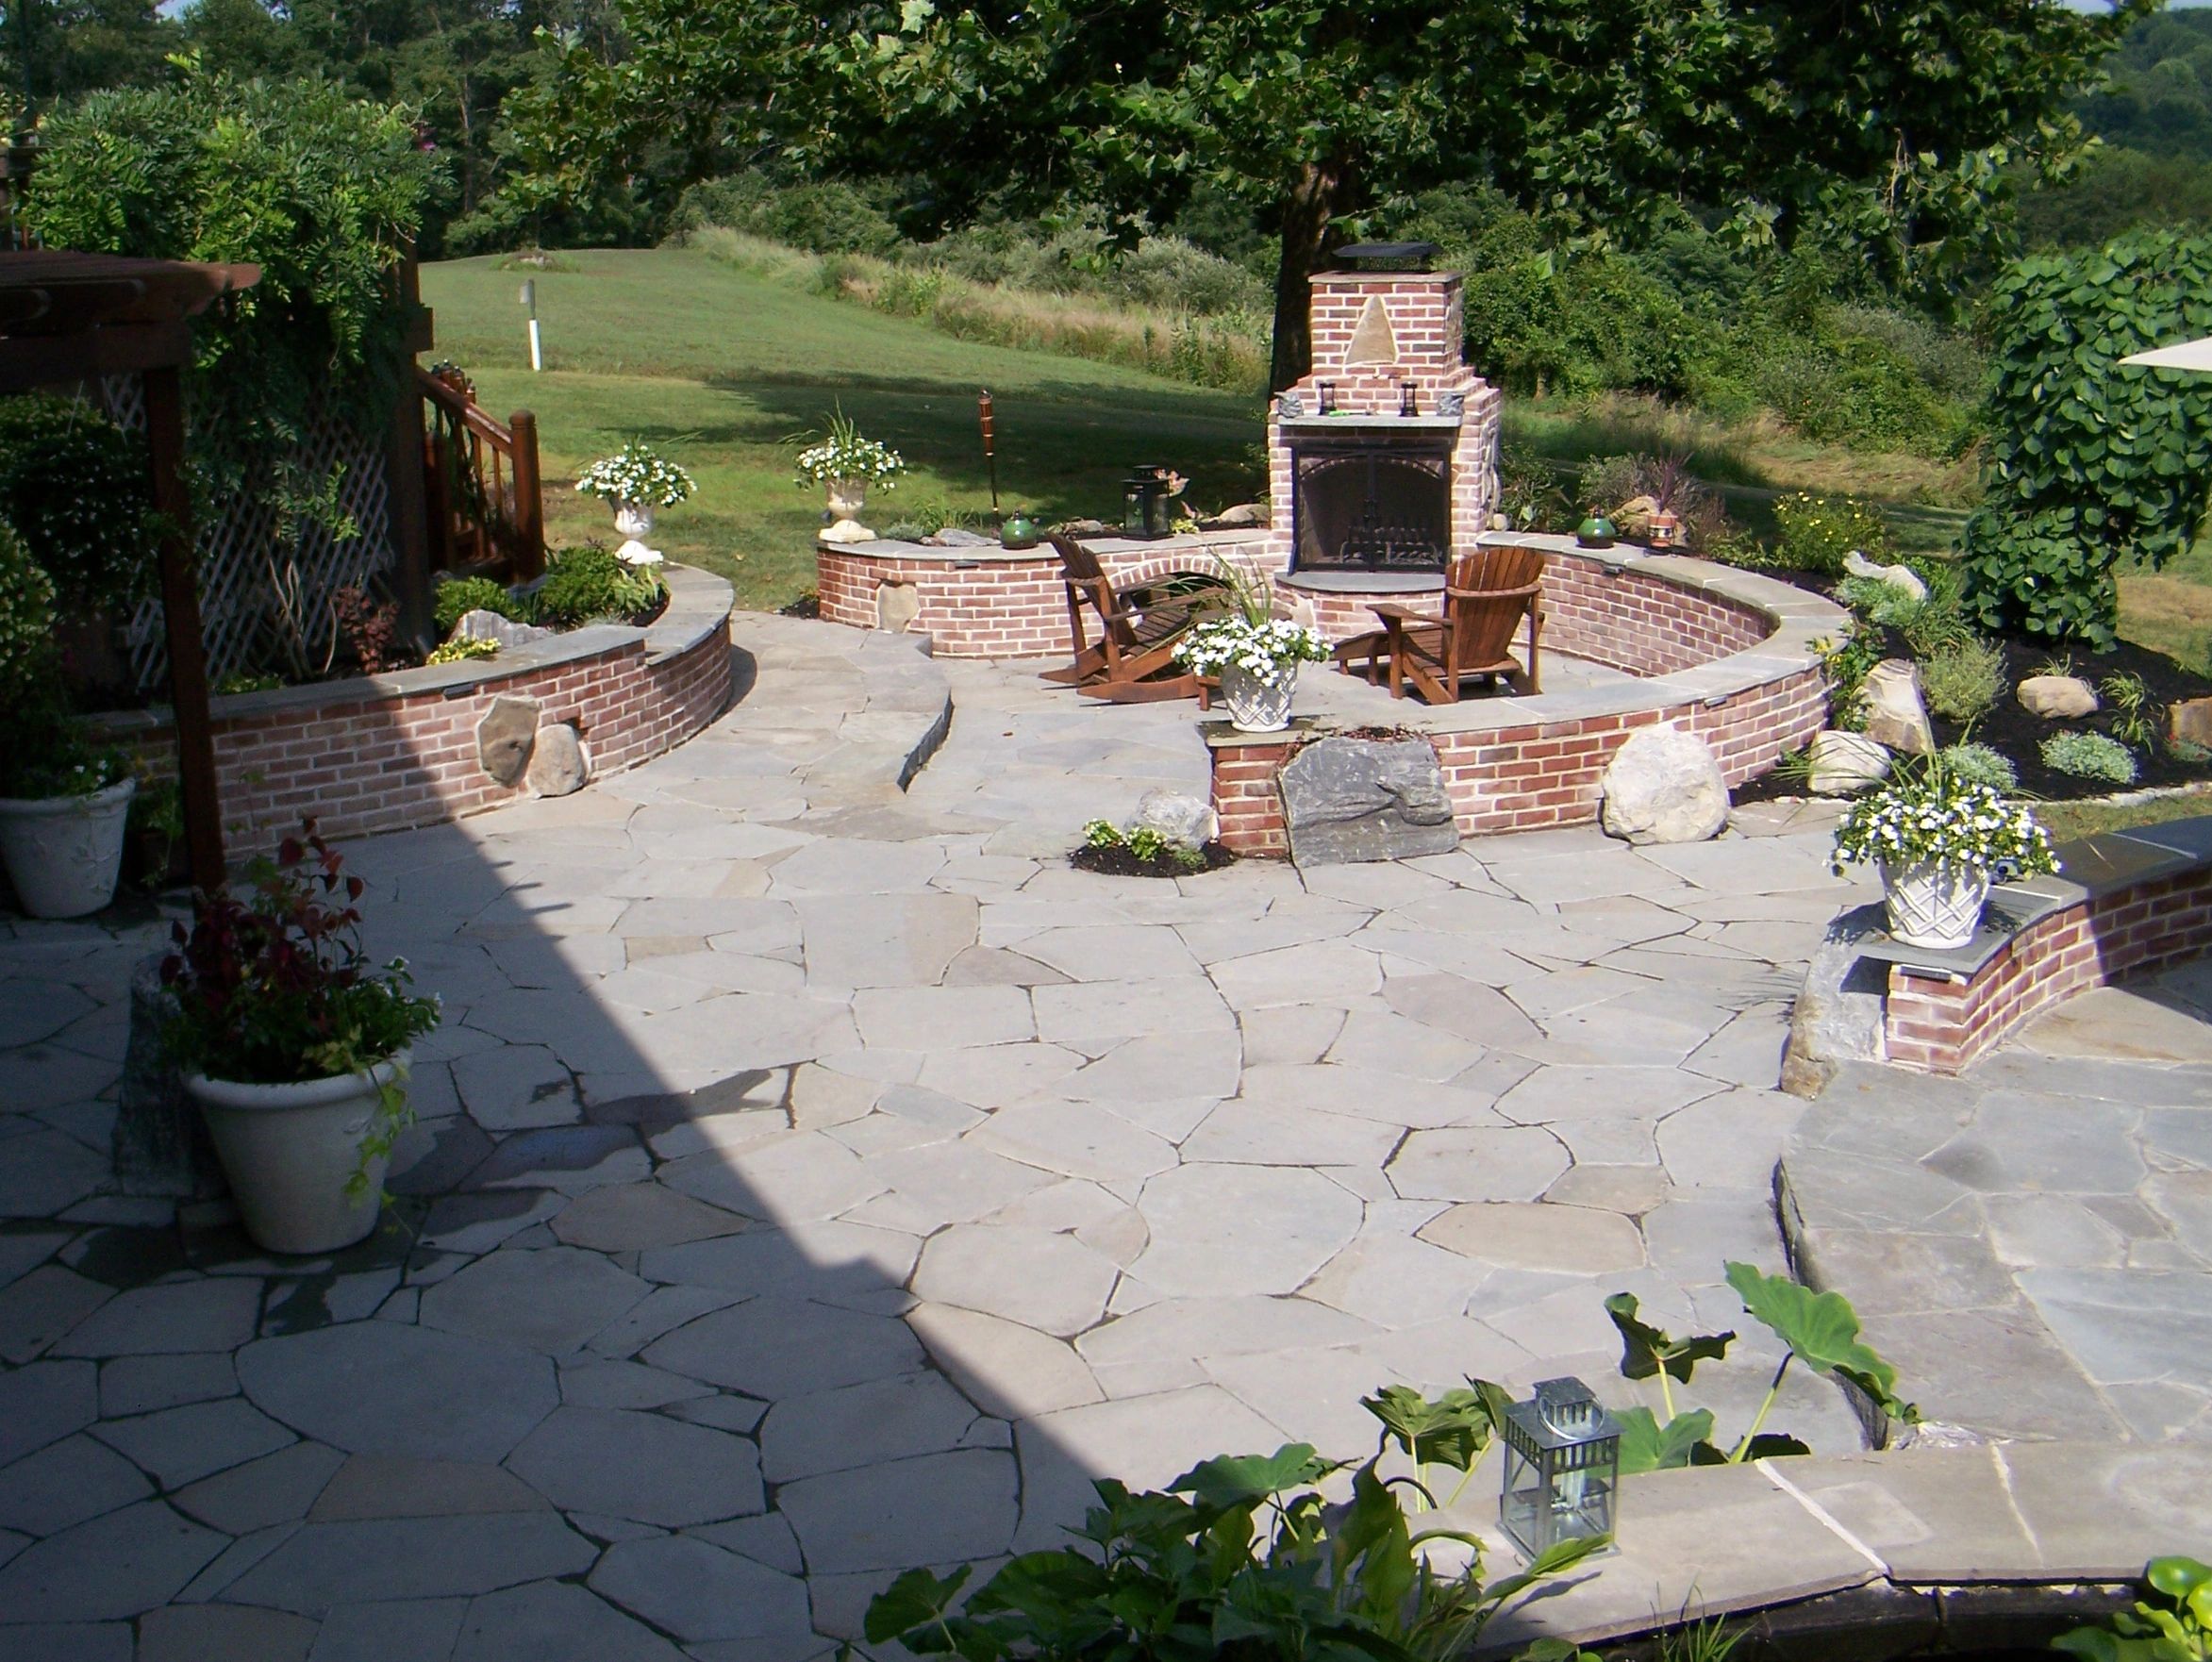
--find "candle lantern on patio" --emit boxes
[1122,464,1174,540]
[1500,1377,1620,1559]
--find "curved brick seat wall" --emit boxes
[1206,538,1843,849]
[1783,817,2212,1078]
[93,565,734,851]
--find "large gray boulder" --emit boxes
[1806,730,1891,797]
[1860,658,1933,756]
[1842,550,1929,601]
[1133,789,1218,847]
[1599,724,1727,844]
[477,694,541,786]
[1279,737,1457,866]
[527,723,590,797]
[454,609,552,651]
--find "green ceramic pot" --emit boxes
[1002,509,1039,550]
[1575,512,1618,550]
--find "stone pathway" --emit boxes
[0,613,2186,1661]
[1784,967,2212,1447]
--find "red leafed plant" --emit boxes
[161,819,439,1089]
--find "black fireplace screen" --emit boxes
[1291,442,1451,573]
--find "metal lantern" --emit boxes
[1500,1377,1621,1559]
[1122,465,1173,540]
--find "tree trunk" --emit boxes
[1270,157,1355,392]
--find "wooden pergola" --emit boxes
[0,250,260,893]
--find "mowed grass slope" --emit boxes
[420,248,1266,610]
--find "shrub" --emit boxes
[0,519,58,707]
[0,394,157,614]
[2041,730,2139,785]
[1497,445,1572,534]
[530,544,662,627]
[1940,742,2019,791]
[433,576,516,636]
[1773,491,1890,577]
[671,172,904,258]
[1921,637,2005,723]
[1962,232,2212,645]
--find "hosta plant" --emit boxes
[1605,1261,1919,1473]
[575,440,696,507]
[2056,1556,2212,1662]
[866,1384,1602,1662]
[791,407,906,488]
[1832,755,2058,879]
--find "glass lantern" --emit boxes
[1122,465,1173,540]
[1500,1377,1621,1559]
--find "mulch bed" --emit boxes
[1070,841,1239,879]
[1731,570,2212,806]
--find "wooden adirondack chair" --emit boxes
[1369,544,1546,703]
[1039,533,1231,703]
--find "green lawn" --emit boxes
[420,249,1266,610]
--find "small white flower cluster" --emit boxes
[576,443,695,507]
[1833,773,2058,878]
[794,436,906,488]
[1173,615,1331,690]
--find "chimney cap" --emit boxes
[1334,241,1440,271]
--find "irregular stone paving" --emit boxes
[0,609,2152,1662]
[1786,968,2212,1448]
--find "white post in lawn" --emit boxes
[520,278,542,372]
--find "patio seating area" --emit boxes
[4,613,2209,1659]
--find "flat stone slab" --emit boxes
[237,1324,557,1464]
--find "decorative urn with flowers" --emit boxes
[1832,755,2059,950]
[1172,558,1330,733]
[161,823,441,1254]
[793,407,906,543]
[575,442,695,568]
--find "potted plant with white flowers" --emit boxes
[793,407,906,543]
[1832,753,2059,950]
[162,821,441,1254]
[1173,557,1330,733]
[575,441,695,567]
[0,521,137,919]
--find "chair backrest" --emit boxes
[1050,531,1108,589]
[1443,543,1546,668]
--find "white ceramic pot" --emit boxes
[186,1050,410,1255]
[819,478,876,544]
[1880,858,1991,951]
[611,500,663,567]
[1222,661,1297,733]
[0,775,135,919]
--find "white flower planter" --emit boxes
[0,776,135,919]
[611,500,664,567]
[185,1050,410,1255]
[820,477,875,544]
[1880,858,1991,951]
[1222,661,1297,733]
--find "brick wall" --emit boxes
[1885,867,2212,1073]
[97,586,733,853]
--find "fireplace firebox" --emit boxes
[1291,436,1452,574]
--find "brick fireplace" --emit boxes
[1266,246,1503,589]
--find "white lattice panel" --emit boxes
[100,375,396,690]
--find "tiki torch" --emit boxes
[978,389,999,510]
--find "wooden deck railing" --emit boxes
[418,366,544,582]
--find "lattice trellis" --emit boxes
[100,374,396,690]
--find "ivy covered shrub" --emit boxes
[0,395,156,614]
[25,68,442,496]
[1962,232,2212,646]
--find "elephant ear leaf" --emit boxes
[1614,1406,1716,1475]
[1604,1291,1735,1383]
[1361,1384,1498,1472]
[1723,1261,1917,1421]
[1171,1444,1332,1512]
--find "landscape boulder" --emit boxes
[453,609,553,652]
[1842,550,1929,601]
[476,694,541,786]
[2018,674,2100,720]
[875,581,922,633]
[1133,789,1218,847]
[1279,737,1457,866]
[1209,503,1267,528]
[1807,730,1891,796]
[1861,658,1933,755]
[2172,697,2212,750]
[1599,724,1728,844]
[527,723,590,797]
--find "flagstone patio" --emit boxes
[1,613,2206,1661]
